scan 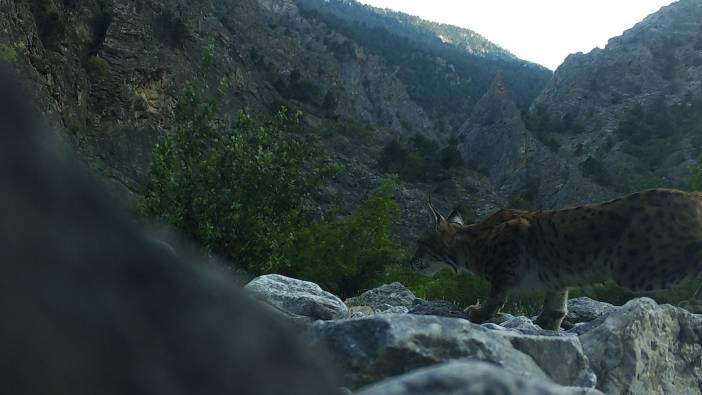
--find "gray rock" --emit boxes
[0,72,337,395]
[563,297,619,329]
[355,360,604,395]
[408,299,470,320]
[304,313,552,388]
[496,332,597,388]
[345,282,419,312]
[580,298,702,395]
[245,274,349,321]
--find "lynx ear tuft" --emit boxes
[428,194,445,225]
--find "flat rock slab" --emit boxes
[355,360,604,395]
[245,274,348,321]
[580,297,702,395]
[304,313,552,388]
[345,282,419,312]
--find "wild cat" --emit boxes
[410,189,702,330]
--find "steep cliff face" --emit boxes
[458,77,608,208]
[0,0,440,201]
[530,0,702,193]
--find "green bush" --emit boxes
[688,157,702,191]
[141,45,323,273]
[379,135,462,182]
[85,56,109,78]
[0,43,17,62]
[283,178,404,298]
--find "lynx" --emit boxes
[411,189,702,330]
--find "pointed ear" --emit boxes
[428,195,445,226]
[447,209,463,225]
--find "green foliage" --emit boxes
[0,43,17,62]
[322,91,338,117]
[579,156,612,186]
[273,69,321,103]
[30,0,67,51]
[379,135,463,182]
[688,157,702,191]
[521,106,561,151]
[141,45,322,273]
[283,178,404,297]
[296,0,551,130]
[85,56,109,78]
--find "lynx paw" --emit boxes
[465,304,491,323]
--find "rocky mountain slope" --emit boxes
[0,0,552,246]
[529,0,702,195]
[2,0,701,240]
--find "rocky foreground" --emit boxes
[246,274,702,395]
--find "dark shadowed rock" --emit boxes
[245,274,349,320]
[0,70,337,395]
[303,313,551,389]
[345,282,419,312]
[408,299,469,320]
[355,360,604,395]
[562,297,619,329]
[580,298,702,394]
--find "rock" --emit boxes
[355,360,604,395]
[0,72,337,395]
[349,305,375,318]
[562,297,618,329]
[245,274,349,321]
[580,298,702,394]
[408,299,470,320]
[496,332,597,388]
[501,315,555,335]
[345,282,419,312]
[304,313,553,388]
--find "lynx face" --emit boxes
[410,204,467,276]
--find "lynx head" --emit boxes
[410,200,465,276]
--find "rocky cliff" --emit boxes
[530,0,702,195]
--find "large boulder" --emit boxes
[580,298,702,394]
[245,274,349,321]
[0,71,337,395]
[304,313,552,388]
[496,332,596,388]
[345,282,419,313]
[355,360,604,395]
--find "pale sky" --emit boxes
[356,0,677,70]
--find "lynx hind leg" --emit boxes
[534,289,569,331]
[679,283,702,314]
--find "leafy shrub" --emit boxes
[283,178,404,298]
[273,69,321,103]
[141,45,323,273]
[30,0,66,51]
[688,157,702,191]
[579,156,612,186]
[379,134,462,182]
[0,43,17,62]
[85,56,109,78]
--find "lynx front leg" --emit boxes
[679,284,702,314]
[465,286,508,323]
[534,289,569,331]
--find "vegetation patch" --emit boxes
[379,134,463,182]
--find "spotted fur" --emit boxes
[411,189,702,330]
